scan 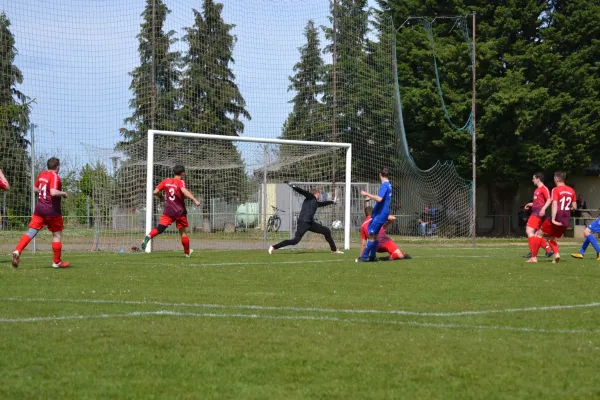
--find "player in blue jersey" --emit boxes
[571,216,600,260]
[356,167,392,262]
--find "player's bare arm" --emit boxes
[181,187,201,206]
[153,188,165,201]
[524,202,533,209]
[360,190,382,203]
[383,215,396,229]
[551,200,561,226]
[539,197,553,216]
[49,188,68,198]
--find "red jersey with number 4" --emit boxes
[157,178,187,218]
[360,217,391,245]
[552,185,576,226]
[531,185,550,217]
[34,170,62,217]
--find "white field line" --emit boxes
[0,310,597,334]
[2,297,600,317]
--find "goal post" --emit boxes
[145,130,352,252]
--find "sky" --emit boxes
[2,0,378,174]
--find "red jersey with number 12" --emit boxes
[157,178,187,218]
[531,185,550,217]
[551,185,576,226]
[34,170,62,217]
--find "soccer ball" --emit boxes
[332,220,343,230]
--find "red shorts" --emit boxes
[377,241,399,255]
[159,214,188,229]
[29,214,64,232]
[526,215,544,230]
[540,219,567,239]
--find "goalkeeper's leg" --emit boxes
[309,222,341,253]
[270,222,310,252]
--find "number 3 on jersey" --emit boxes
[168,188,176,201]
[559,196,572,211]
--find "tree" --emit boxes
[323,0,387,182]
[380,0,599,234]
[0,12,31,225]
[282,20,327,143]
[75,163,113,226]
[179,0,251,230]
[120,0,180,142]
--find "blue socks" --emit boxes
[580,236,590,255]
[361,240,380,260]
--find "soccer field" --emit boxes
[1,244,600,399]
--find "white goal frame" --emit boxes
[145,130,353,252]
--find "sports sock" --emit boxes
[548,240,559,255]
[580,236,591,255]
[15,235,31,253]
[391,252,401,260]
[369,240,379,259]
[148,228,159,239]
[544,241,552,253]
[531,237,543,258]
[586,234,600,253]
[52,242,62,264]
[362,241,375,259]
[181,236,190,255]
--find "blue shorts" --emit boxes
[588,218,600,234]
[367,218,386,236]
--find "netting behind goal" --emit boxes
[0,0,474,254]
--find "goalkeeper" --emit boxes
[268,182,343,254]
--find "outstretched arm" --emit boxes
[285,181,313,198]
[361,190,382,203]
[181,187,201,206]
[383,215,396,229]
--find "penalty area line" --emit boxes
[2,297,600,317]
[0,310,597,335]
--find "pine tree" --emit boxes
[120,0,180,142]
[179,0,251,229]
[282,20,326,143]
[0,12,31,222]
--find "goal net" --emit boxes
[0,0,475,254]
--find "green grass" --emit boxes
[1,244,600,399]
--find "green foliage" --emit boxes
[0,12,31,217]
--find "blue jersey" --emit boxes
[371,180,392,222]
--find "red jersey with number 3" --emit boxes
[157,178,187,218]
[34,170,62,217]
[551,185,576,226]
[531,185,550,217]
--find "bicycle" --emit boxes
[267,206,285,232]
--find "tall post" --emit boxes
[262,145,268,249]
[344,146,352,250]
[331,0,338,214]
[30,125,36,253]
[471,12,477,246]
[150,0,157,131]
[144,130,155,253]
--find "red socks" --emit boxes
[15,235,31,253]
[52,242,62,264]
[181,236,190,255]
[548,240,559,254]
[529,237,543,258]
[149,228,159,239]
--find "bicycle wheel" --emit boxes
[272,216,282,232]
[267,216,275,232]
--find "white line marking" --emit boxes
[0,310,597,334]
[3,297,600,317]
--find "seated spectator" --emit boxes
[418,203,437,235]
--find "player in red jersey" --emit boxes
[0,169,9,191]
[12,158,70,268]
[523,172,553,259]
[360,206,411,261]
[140,165,201,257]
[527,171,576,264]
